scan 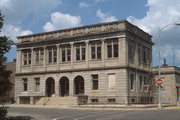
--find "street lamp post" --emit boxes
[158,23,180,109]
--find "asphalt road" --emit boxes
[7,106,180,120]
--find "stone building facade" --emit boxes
[15,20,154,105]
[153,65,180,105]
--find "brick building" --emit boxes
[15,20,154,105]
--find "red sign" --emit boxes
[156,79,163,86]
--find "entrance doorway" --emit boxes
[59,77,69,97]
[46,77,55,97]
[74,76,84,95]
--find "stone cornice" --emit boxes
[15,66,151,76]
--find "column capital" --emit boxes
[56,44,60,47]
[70,42,74,45]
[101,38,105,42]
[30,47,34,50]
[17,48,22,51]
[85,40,89,44]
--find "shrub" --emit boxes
[0,105,8,119]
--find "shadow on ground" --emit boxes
[4,116,33,120]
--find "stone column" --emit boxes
[16,49,22,73]
[43,46,47,71]
[101,39,105,66]
[31,47,34,72]
[70,42,74,69]
[85,40,89,68]
[56,44,60,70]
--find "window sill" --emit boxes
[34,64,43,66]
[90,59,102,62]
[74,60,86,63]
[22,65,31,67]
[22,91,28,93]
[47,63,57,65]
[60,61,71,64]
[105,57,118,60]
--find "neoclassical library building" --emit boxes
[15,20,154,105]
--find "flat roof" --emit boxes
[17,20,151,39]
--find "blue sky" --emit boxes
[1,0,180,67]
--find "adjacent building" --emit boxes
[153,64,180,105]
[0,59,16,103]
[15,20,154,105]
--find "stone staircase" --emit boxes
[35,96,78,106]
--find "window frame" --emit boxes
[23,50,31,66]
[48,47,57,64]
[75,44,86,61]
[22,78,28,92]
[92,74,99,90]
[107,39,118,58]
[34,78,40,92]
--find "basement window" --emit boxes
[108,99,116,103]
[91,99,98,103]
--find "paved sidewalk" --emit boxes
[3,103,180,111]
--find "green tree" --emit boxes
[0,11,14,98]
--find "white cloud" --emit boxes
[79,1,90,8]
[127,0,180,66]
[0,0,62,24]
[95,0,107,3]
[43,12,81,32]
[96,9,117,22]
[1,24,33,42]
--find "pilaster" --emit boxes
[101,39,105,66]
[85,40,89,68]
[43,46,47,71]
[30,47,34,72]
[70,42,74,69]
[56,44,60,70]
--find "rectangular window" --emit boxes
[91,46,96,59]
[139,75,143,91]
[23,78,27,92]
[108,99,116,103]
[62,48,66,62]
[107,39,118,58]
[67,48,71,61]
[82,47,86,60]
[35,78,40,92]
[91,99,98,103]
[107,44,112,58]
[48,47,57,63]
[129,44,134,60]
[62,47,71,62]
[76,47,80,61]
[113,43,118,57]
[53,49,57,63]
[108,74,116,90]
[130,74,134,90]
[97,46,101,59]
[92,75,98,90]
[142,47,147,63]
[76,44,86,61]
[91,42,101,60]
[23,51,31,65]
[35,49,44,65]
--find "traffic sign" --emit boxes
[156,79,163,86]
